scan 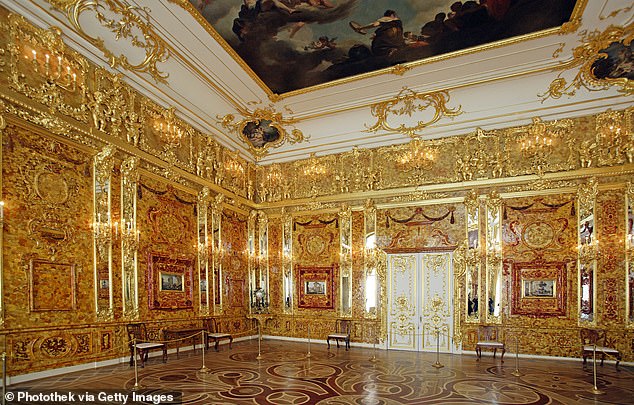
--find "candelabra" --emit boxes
[303,153,328,177]
[121,220,140,253]
[520,118,554,176]
[399,139,436,171]
[28,48,78,92]
[154,120,183,147]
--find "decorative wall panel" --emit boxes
[296,264,336,310]
[509,260,567,317]
[29,259,76,311]
[147,253,194,310]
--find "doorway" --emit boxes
[387,252,454,353]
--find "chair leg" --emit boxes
[229,337,233,349]
[336,339,340,348]
[476,346,481,361]
[162,347,167,363]
[493,348,497,359]
[500,348,505,363]
[345,338,349,351]
[215,340,220,352]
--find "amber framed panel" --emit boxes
[29,259,76,311]
[510,261,567,317]
[147,253,194,309]
[297,264,336,309]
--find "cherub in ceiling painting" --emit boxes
[192,0,577,94]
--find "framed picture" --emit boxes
[147,253,194,310]
[509,260,567,317]
[160,272,184,292]
[305,280,326,295]
[522,279,555,298]
[297,264,336,309]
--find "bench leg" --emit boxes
[500,348,505,363]
[215,339,220,352]
[327,338,331,349]
[229,337,233,349]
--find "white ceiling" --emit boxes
[4,0,633,164]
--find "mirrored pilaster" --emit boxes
[485,190,502,324]
[211,194,224,315]
[197,187,211,315]
[464,190,481,323]
[578,179,598,324]
[93,145,115,321]
[364,200,378,319]
[120,156,140,320]
[339,203,352,317]
[282,210,293,314]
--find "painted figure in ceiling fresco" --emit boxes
[242,119,281,148]
[592,40,634,81]
[192,0,577,94]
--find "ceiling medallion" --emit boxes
[46,0,170,83]
[541,23,633,100]
[365,87,462,138]
[218,105,308,161]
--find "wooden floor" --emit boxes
[9,339,634,404]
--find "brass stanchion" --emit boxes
[511,336,522,377]
[432,328,444,369]
[2,352,6,405]
[199,331,209,373]
[132,338,143,391]
[256,323,263,360]
[590,344,605,395]
[306,325,312,358]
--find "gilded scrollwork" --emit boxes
[541,24,633,100]
[46,0,170,83]
[121,156,139,319]
[365,87,462,138]
[454,128,505,181]
[218,105,308,160]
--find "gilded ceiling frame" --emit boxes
[541,23,633,100]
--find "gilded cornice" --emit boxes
[542,23,633,100]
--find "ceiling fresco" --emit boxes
[189,0,578,95]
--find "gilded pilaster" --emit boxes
[339,203,352,318]
[0,114,5,327]
[485,190,502,324]
[120,156,139,319]
[211,193,224,315]
[281,209,293,314]
[197,187,211,315]
[578,178,598,325]
[93,145,115,320]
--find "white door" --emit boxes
[387,252,454,352]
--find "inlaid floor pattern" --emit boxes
[10,340,634,404]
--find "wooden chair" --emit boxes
[126,323,167,368]
[475,326,505,362]
[327,319,351,350]
[203,317,233,351]
[580,328,621,371]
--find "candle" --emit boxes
[32,50,36,61]
[0,201,4,221]
[45,54,50,65]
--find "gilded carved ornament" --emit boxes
[46,0,170,83]
[454,128,505,181]
[365,88,462,138]
[7,14,89,122]
[541,24,633,100]
[217,105,308,161]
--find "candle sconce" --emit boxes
[27,47,79,92]
[578,238,599,262]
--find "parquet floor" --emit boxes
[8,339,634,404]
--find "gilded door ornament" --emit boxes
[388,254,417,349]
[218,105,308,161]
[46,0,170,82]
[365,87,462,138]
[541,23,633,101]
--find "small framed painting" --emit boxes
[305,280,326,295]
[522,279,555,298]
